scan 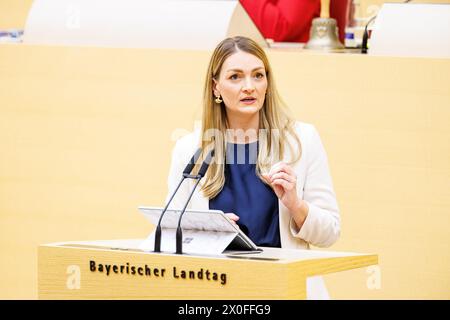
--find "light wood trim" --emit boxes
[38,241,377,299]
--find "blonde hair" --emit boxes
[197,36,301,199]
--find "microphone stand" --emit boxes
[175,177,202,254]
[154,177,185,252]
[361,15,377,54]
[175,149,214,255]
[154,147,202,252]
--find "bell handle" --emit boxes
[320,0,330,19]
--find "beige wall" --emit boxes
[0,0,34,29]
[358,0,450,16]
[1,0,449,300]
[1,44,449,299]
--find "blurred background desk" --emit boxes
[0,43,449,299]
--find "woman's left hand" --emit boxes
[262,162,308,227]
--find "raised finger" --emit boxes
[270,172,296,184]
[271,178,294,191]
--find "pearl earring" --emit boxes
[215,95,222,104]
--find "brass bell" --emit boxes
[304,0,345,51]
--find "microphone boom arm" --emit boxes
[154,147,202,252]
[175,148,215,254]
[154,177,185,252]
[175,178,202,254]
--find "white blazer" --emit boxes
[165,121,341,299]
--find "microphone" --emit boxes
[361,14,376,54]
[182,148,202,176]
[154,147,202,252]
[175,149,215,254]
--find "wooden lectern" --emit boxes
[38,239,377,299]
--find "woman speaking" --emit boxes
[166,36,340,299]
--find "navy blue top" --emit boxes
[209,141,281,247]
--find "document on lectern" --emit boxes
[138,206,261,255]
